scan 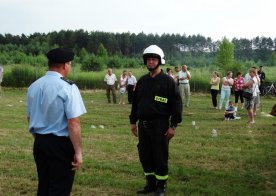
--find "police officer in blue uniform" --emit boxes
[130,45,182,196]
[27,48,87,195]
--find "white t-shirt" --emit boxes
[221,77,234,90]
[252,76,260,96]
[127,75,137,85]
[0,66,3,82]
[178,70,191,84]
[120,75,127,86]
[104,73,117,85]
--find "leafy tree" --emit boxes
[216,37,235,73]
[79,47,90,65]
[81,55,105,71]
[107,56,121,69]
[267,52,276,67]
[96,43,108,57]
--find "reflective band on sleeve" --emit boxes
[155,174,168,180]
[144,172,155,176]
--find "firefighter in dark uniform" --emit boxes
[130,45,182,196]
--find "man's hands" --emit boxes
[165,127,175,140]
[130,124,138,137]
[72,153,83,170]
[68,117,83,171]
[131,124,175,140]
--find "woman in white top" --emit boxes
[219,71,234,110]
[118,70,128,104]
[0,66,3,92]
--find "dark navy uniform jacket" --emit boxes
[130,72,182,127]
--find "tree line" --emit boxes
[0,29,275,68]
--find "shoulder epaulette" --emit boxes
[60,77,74,85]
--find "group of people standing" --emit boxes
[166,65,191,107]
[25,45,269,196]
[103,68,137,105]
[209,66,265,124]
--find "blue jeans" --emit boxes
[219,89,231,109]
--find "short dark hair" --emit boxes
[236,72,242,76]
[48,61,63,68]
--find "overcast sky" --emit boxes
[0,0,275,41]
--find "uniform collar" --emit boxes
[147,71,163,79]
[46,71,63,78]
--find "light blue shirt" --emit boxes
[27,71,87,137]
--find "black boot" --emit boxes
[137,175,156,194]
[155,180,166,196]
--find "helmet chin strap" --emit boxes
[147,64,160,72]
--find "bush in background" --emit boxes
[2,64,275,91]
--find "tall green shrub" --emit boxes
[10,65,36,87]
[216,37,235,74]
[81,55,105,71]
[107,56,121,68]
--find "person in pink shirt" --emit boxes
[233,72,244,110]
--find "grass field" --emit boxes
[0,88,275,195]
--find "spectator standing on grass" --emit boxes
[166,67,174,79]
[0,65,3,91]
[118,70,127,104]
[257,66,265,95]
[242,67,257,124]
[130,45,182,196]
[219,71,234,110]
[210,71,220,109]
[174,66,180,85]
[178,65,191,107]
[27,48,87,195]
[233,72,244,111]
[127,71,137,104]
[245,67,261,115]
[253,71,261,116]
[104,68,117,104]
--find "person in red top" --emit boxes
[233,72,244,110]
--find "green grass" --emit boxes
[0,88,275,195]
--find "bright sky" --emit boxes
[0,0,275,41]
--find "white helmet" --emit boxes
[143,45,165,65]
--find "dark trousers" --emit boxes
[234,90,244,104]
[210,89,219,107]
[106,85,116,103]
[33,134,75,196]
[225,113,235,119]
[259,83,264,95]
[127,85,134,103]
[137,118,169,177]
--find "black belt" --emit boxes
[140,120,154,129]
[34,133,69,140]
[139,116,169,129]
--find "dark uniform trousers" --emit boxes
[33,134,75,196]
[137,118,169,178]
